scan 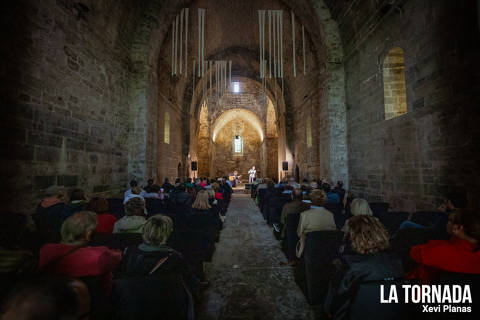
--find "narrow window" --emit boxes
[164,111,170,144]
[306,115,312,148]
[232,82,240,93]
[383,47,407,120]
[233,135,243,155]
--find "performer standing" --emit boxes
[248,166,256,184]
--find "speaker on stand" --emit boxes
[191,161,198,178]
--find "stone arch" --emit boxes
[212,109,264,143]
[123,0,347,186]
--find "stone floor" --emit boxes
[197,193,325,320]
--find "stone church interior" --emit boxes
[0,0,479,319]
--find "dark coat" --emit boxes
[113,245,193,320]
[325,250,405,320]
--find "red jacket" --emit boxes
[95,214,117,234]
[407,236,480,283]
[39,243,122,293]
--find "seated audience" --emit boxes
[113,198,146,234]
[113,215,194,320]
[342,198,373,232]
[119,215,187,277]
[323,183,340,204]
[61,189,88,221]
[143,184,163,199]
[39,211,122,294]
[397,191,467,239]
[332,181,346,203]
[185,178,194,189]
[86,197,117,234]
[123,186,145,205]
[296,189,337,257]
[0,276,91,320]
[407,209,480,283]
[36,185,66,215]
[288,177,300,189]
[189,190,222,230]
[170,183,193,206]
[124,180,147,201]
[325,215,403,319]
[161,178,174,193]
[211,182,223,200]
[143,179,155,193]
[280,188,311,238]
[33,186,66,241]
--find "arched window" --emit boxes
[233,135,243,155]
[306,115,312,148]
[383,47,407,120]
[164,111,170,144]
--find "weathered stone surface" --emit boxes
[198,194,324,320]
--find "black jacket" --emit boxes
[325,250,405,320]
[113,245,193,320]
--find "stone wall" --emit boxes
[0,0,184,212]
[0,0,143,212]
[340,0,480,211]
[211,120,262,178]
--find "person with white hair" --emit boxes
[39,211,122,294]
[342,198,373,232]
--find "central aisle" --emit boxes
[197,193,323,320]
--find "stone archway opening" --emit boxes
[193,77,282,181]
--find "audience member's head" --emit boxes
[348,215,390,254]
[336,181,344,189]
[292,188,303,201]
[192,190,211,210]
[164,178,169,183]
[322,183,331,193]
[211,182,220,192]
[44,186,66,200]
[61,211,97,245]
[175,183,186,192]
[142,215,173,247]
[447,209,480,243]
[310,181,318,189]
[69,189,86,202]
[129,180,138,188]
[350,198,373,216]
[310,189,327,207]
[0,276,90,320]
[131,186,142,195]
[267,180,275,190]
[147,179,154,186]
[124,198,145,217]
[86,197,109,214]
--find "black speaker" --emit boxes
[282,161,288,171]
[191,161,198,171]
